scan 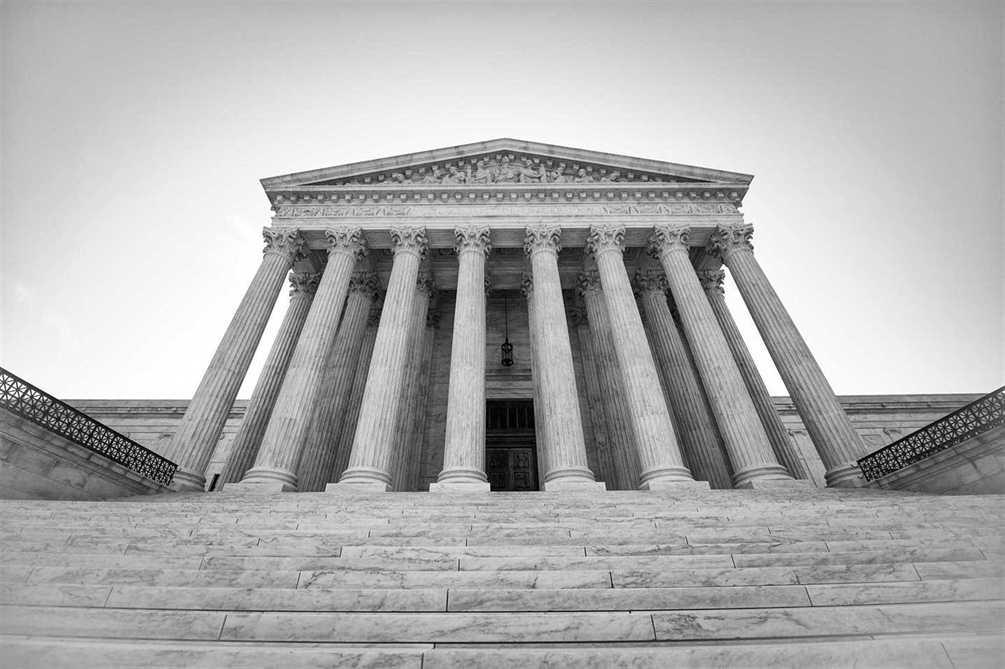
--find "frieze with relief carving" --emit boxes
[275,202,739,219]
[316,152,700,186]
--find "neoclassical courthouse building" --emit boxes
[2,139,1002,665]
[163,138,872,495]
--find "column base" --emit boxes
[642,479,711,491]
[639,466,697,489]
[331,466,392,492]
[825,462,867,488]
[326,481,391,493]
[543,479,607,492]
[224,480,295,493]
[738,479,814,490]
[237,466,298,491]
[731,464,794,488]
[429,480,492,493]
[169,468,206,492]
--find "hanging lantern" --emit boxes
[501,292,514,367]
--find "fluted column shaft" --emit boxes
[710,225,867,487]
[391,275,433,491]
[587,225,695,489]
[571,307,618,487]
[170,228,303,491]
[434,226,492,492]
[218,270,317,484]
[524,226,601,490]
[403,307,438,491]
[296,271,379,492]
[522,275,551,484]
[650,225,792,487]
[636,276,733,489]
[699,269,815,481]
[239,227,366,490]
[577,275,640,490]
[328,301,381,484]
[337,226,428,491]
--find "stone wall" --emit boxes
[0,407,168,499]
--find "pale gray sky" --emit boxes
[1,0,1001,399]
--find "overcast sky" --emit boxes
[1,0,1001,400]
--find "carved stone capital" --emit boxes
[575,270,602,297]
[523,225,562,256]
[390,225,428,258]
[708,224,754,261]
[262,228,305,261]
[520,272,534,298]
[585,224,626,257]
[647,224,690,257]
[454,225,492,257]
[288,270,320,297]
[324,226,367,261]
[348,271,380,298]
[634,271,668,295]
[697,269,725,295]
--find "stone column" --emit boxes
[335,226,428,491]
[524,225,603,491]
[569,302,617,487]
[295,270,380,492]
[635,272,734,489]
[218,270,318,485]
[709,224,868,487]
[586,225,697,489]
[576,272,640,490]
[169,228,304,491]
[650,225,793,488]
[698,268,816,481]
[402,301,439,491]
[433,225,493,492]
[328,299,381,484]
[521,273,551,484]
[237,226,366,490]
[390,271,434,491]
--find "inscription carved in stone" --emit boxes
[275,202,738,219]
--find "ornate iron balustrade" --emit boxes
[0,367,177,486]
[858,386,1005,481]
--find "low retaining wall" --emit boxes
[0,407,168,500]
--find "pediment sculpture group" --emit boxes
[340,154,671,186]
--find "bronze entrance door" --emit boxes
[485,399,538,491]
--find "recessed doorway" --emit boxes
[485,399,538,491]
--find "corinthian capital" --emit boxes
[647,225,690,257]
[348,271,380,298]
[454,225,492,257]
[697,269,726,295]
[288,270,320,297]
[585,224,626,257]
[325,226,367,261]
[523,225,562,256]
[575,270,602,297]
[708,224,754,261]
[634,271,668,295]
[390,225,428,258]
[262,228,305,261]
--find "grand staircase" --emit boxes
[1,487,1002,667]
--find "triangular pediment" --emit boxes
[261,138,753,191]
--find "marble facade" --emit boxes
[165,139,872,493]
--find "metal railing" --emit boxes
[857,386,1005,481]
[0,367,177,486]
